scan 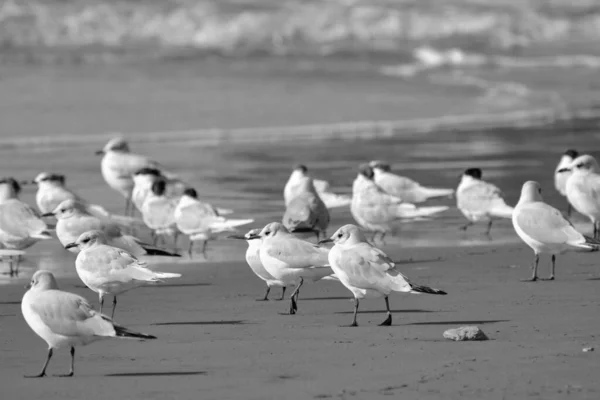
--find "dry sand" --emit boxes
[2,242,599,400]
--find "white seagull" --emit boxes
[131,167,187,214]
[456,168,514,235]
[512,181,599,281]
[370,160,454,203]
[351,164,448,242]
[284,164,351,209]
[0,177,52,251]
[141,177,180,246]
[561,154,600,238]
[282,170,330,240]
[174,188,253,258]
[96,137,176,216]
[255,222,337,315]
[66,230,182,319]
[22,270,156,378]
[228,228,288,301]
[553,149,578,216]
[319,224,446,326]
[46,198,180,257]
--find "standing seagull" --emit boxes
[283,164,351,209]
[456,168,514,235]
[282,171,329,240]
[22,270,156,378]
[228,229,287,301]
[0,178,52,251]
[141,178,180,246]
[512,181,599,281]
[351,164,448,242]
[255,222,337,315]
[175,188,253,258]
[554,149,578,217]
[319,224,446,326]
[96,137,175,216]
[562,154,600,238]
[47,199,179,257]
[131,167,187,214]
[66,230,182,319]
[370,160,454,203]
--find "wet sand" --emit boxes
[2,242,600,400]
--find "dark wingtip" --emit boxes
[412,285,447,295]
[144,247,181,257]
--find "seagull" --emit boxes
[66,230,182,319]
[228,229,287,301]
[96,137,176,216]
[351,164,448,242]
[370,160,454,203]
[0,177,52,251]
[46,198,180,257]
[22,270,156,378]
[319,224,446,326]
[174,188,253,258]
[283,164,351,209]
[141,177,180,246]
[554,149,578,216]
[31,172,139,225]
[512,181,599,281]
[561,154,600,238]
[456,168,514,235]
[254,222,337,315]
[132,167,187,214]
[282,170,330,240]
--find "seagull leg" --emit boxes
[54,347,75,377]
[25,348,53,378]
[543,254,556,281]
[201,241,207,258]
[379,296,392,326]
[278,286,286,301]
[380,232,387,245]
[8,258,13,277]
[289,278,304,315]
[111,296,117,320]
[152,231,158,247]
[485,220,493,237]
[257,286,270,301]
[99,293,104,314]
[347,298,359,327]
[522,253,539,282]
[188,240,194,258]
[459,222,472,232]
[567,203,572,218]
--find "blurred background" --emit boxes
[1,0,600,278]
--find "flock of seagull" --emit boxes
[4,138,600,378]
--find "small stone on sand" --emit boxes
[582,347,594,352]
[443,326,489,341]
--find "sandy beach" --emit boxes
[2,242,600,400]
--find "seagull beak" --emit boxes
[95,150,104,156]
[317,238,334,245]
[64,242,78,249]
[557,167,570,173]
[227,234,246,240]
[41,212,55,217]
[245,234,261,240]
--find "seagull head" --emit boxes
[183,188,198,199]
[96,136,129,155]
[33,172,65,186]
[357,163,374,180]
[369,160,391,172]
[65,230,107,251]
[293,164,308,174]
[258,222,289,239]
[519,181,543,204]
[227,228,260,241]
[563,149,579,160]
[0,177,21,200]
[463,168,482,180]
[150,177,168,197]
[27,270,59,291]
[561,154,600,174]
[319,224,366,246]
[45,198,81,219]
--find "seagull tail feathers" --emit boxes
[114,324,157,340]
[142,246,181,257]
[409,284,447,295]
[394,205,449,219]
[32,231,52,240]
[489,204,514,219]
[154,272,182,279]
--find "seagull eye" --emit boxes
[82,238,90,243]
[337,233,343,238]
[577,163,584,168]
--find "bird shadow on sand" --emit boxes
[145,283,212,288]
[408,319,509,325]
[301,296,352,301]
[106,371,207,377]
[392,258,444,264]
[335,309,434,315]
[0,301,21,305]
[152,320,246,326]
